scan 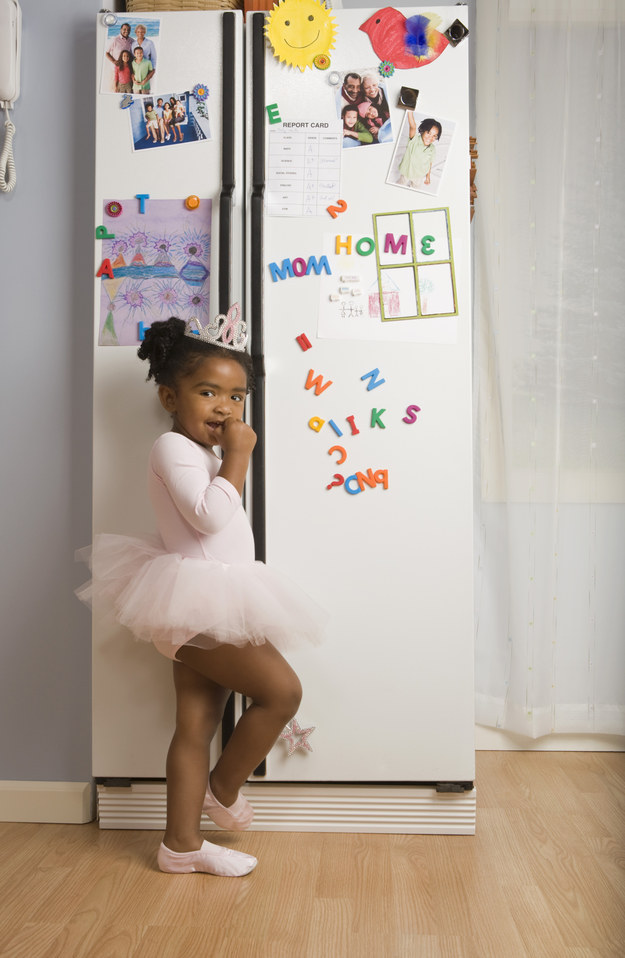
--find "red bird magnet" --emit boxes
[359,8,449,71]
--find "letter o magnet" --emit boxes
[344,474,362,495]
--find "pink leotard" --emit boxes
[149,432,254,564]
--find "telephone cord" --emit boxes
[0,106,17,194]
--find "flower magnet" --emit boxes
[265,0,338,72]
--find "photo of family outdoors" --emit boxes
[101,18,161,95]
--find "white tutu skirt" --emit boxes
[76,534,327,660]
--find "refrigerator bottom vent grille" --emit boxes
[97,783,476,834]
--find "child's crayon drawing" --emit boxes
[98,197,212,346]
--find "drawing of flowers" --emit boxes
[152,280,183,315]
[178,228,210,262]
[114,281,153,333]
[179,285,210,318]
[151,234,176,262]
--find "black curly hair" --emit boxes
[418,118,442,140]
[137,317,255,391]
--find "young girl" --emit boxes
[342,105,373,146]
[398,113,442,188]
[78,312,325,876]
[170,97,186,142]
[114,50,133,94]
[358,102,383,141]
[162,100,173,141]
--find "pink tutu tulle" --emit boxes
[76,533,327,659]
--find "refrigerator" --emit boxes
[92,5,475,834]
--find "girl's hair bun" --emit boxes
[137,317,186,384]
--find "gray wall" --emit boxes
[0,0,97,782]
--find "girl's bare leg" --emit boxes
[177,641,302,809]
[163,661,229,852]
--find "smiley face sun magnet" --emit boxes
[265,0,338,72]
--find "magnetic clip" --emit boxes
[398,87,419,110]
[444,19,469,47]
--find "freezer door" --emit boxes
[91,11,245,778]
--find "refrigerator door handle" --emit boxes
[250,12,266,566]
[219,11,236,313]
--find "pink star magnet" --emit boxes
[280,718,316,756]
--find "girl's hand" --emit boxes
[217,419,257,495]
[220,418,257,456]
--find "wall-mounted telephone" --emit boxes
[0,0,21,193]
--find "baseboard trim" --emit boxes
[0,781,94,824]
[475,726,625,751]
[98,782,476,834]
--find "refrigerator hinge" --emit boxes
[435,782,474,793]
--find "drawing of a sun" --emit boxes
[265,0,338,72]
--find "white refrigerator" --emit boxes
[92,6,475,834]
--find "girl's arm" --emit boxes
[150,432,255,535]
[217,419,257,496]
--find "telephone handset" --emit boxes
[0,0,21,193]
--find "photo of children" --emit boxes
[387,110,455,196]
[128,93,212,152]
[336,70,393,148]
[101,18,161,95]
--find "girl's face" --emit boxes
[121,51,130,63]
[344,110,358,129]
[421,126,439,146]
[363,77,379,99]
[159,356,247,448]
[366,105,378,120]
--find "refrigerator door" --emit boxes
[91,11,244,778]
[249,7,474,784]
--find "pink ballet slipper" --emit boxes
[157,840,257,876]
[202,776,254,830]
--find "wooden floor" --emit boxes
[0,752,623,958]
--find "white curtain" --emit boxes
[473,0,625,736]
